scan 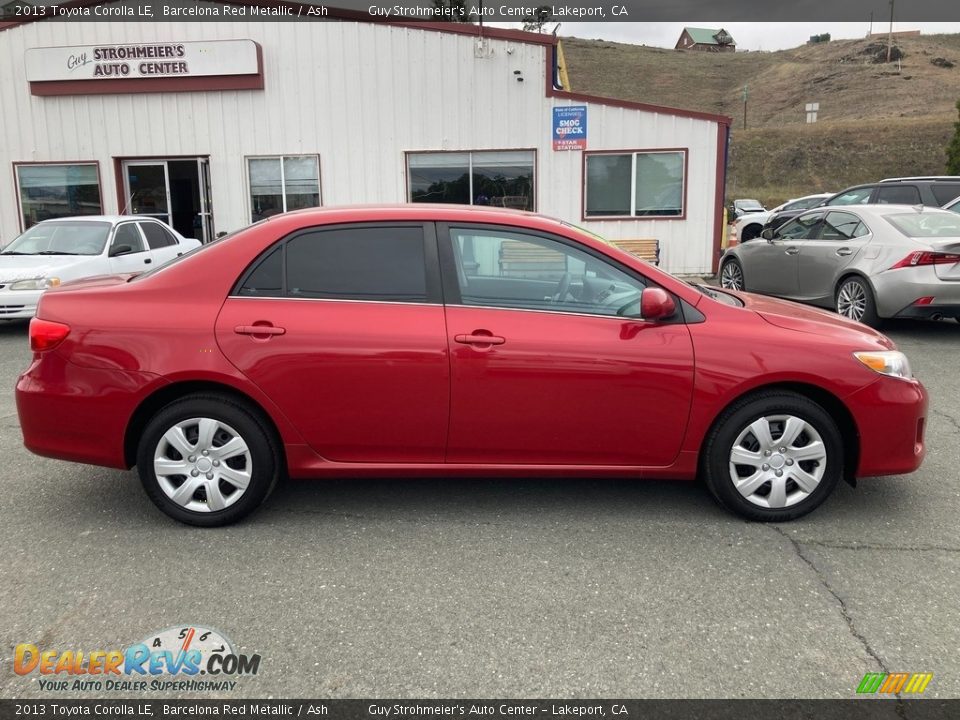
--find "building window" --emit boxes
[247,155,321,223]
[408,150,535,210]
[15,163,103,230]
[585,150,686,218]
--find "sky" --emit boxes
[489,22,960,51]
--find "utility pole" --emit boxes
[887,0,895,63]
[742,84,748,130]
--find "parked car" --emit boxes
[734,193,832,242]
[943,194,960,214]
[729,198,765,221]
[720,204,960,326]
[17,206,926,526]
[0,216,200,320]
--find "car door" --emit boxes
[738,213,822,296]
[138,220,182,265]
[796,211,871,303]
[439,223,695,467]
[214,222,449,463]
[107,222,154,273]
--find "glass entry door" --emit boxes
[124,162,171,226]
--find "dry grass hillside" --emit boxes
[562,33,960,206]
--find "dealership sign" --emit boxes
[25,39,263,95]
[553,106,587,151]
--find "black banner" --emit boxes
[2,0,960,23]
[0,700,959,720]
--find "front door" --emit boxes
[215,222,449,463]
[740,212,824,296]
[439,224,695,467]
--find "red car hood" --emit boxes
[728,290,895,349]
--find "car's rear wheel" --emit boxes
[720,258,745,290]
[702,391,844,521]
[836,276,880,327]
[740,223,762,242]
[136,395,280,526]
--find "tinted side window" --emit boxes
[827,187,874,206]
[778,214,822,239]
[931,184,960,206]
[112,224,145,254]
[285,227,427,302]
[819,212,865,240]
[238,246,283,297]
[140,222,177,248]
[876,185,921,204]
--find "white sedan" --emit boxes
[0,216,201,320]
[733,193,832,243]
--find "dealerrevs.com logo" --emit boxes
[14,625,261,692]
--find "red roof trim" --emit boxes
[548,89,733,126]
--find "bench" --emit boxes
[499,240,566,277]
[609,238,661,266]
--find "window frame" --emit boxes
[13,161,103,232]
[230,221,443,305]
[405,149,538,211]
[110,220,149,256]
[433,221,684,323]
[245,154,323,223]
[582,148,688,221]
[138,220,178,249]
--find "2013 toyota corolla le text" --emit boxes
[15,206,928,526]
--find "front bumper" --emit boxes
[846,376,928,477]
[0,288,40,319]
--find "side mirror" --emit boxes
[640,287,676,321]
[761,228,776,241]
[109,244,133,257]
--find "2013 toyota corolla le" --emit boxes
[15,206,928,526]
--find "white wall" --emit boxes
[0,18,722,274]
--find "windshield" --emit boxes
[885,213,960,238]
[736,200,764,211]
[687,281,744,307]
[1,221,110,256]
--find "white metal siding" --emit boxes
[0,18,722,274]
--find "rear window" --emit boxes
[885,213,960,238]
[876,185,921,205]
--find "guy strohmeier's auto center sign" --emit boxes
[25,39,260,81]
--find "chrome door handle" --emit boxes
[785,247,800,255]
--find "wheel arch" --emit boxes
[699,381,860,484]
[834,270,877,298]
[123,380,286,470]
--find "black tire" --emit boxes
[720,258,745,291]
[136,394,280,526]
[701,391,844,522]
[835,275,881,328]
[740,223,762,242]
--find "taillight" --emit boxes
[29,318,70,353]
[889,251,960,269]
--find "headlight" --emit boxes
[853,351,913,380]
[8,277,60,291]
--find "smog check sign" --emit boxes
[553,106,587,151]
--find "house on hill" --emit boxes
[675,27,736,52]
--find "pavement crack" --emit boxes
[770,526,889,674]
[799,540,960,553]
[930,407,960,434]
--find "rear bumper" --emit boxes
[16,351,163,469]
[893,303,960,321]
[873,267,960,319]
[847,376,928,477]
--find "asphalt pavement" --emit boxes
[0,316,958,699]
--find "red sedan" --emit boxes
[16,206,927,526]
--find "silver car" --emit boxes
[719,204,960,327]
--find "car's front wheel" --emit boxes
[702,391,844,521]
[136,394,280,526]
[720,258,745,291]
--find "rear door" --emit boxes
[439,223,695,467]
[215,222,449,463]
[138,220,182,265]
[796,211,871,302]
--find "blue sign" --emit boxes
[553,106,587,151]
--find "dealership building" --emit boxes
[0,5,732,274]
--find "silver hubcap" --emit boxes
[837,281,866,321]
[153,417,252,513]
[728,414,827,509]
[721,262,743,290]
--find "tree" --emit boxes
[948,100,960,175]
[522,5,552,32]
